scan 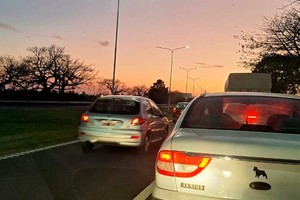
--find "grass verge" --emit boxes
[0,105,172,158]
[0,106,87,157]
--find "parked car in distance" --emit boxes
[78,95,169,152]
[172,102,189,122]
[153,92,300,200]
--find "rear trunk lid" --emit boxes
[81,96,143,132]
[170,128,300,199]
[85,113,137,129]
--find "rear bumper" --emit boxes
[78,128,143,147]
[152,185,223,200]
[152,185,178,200]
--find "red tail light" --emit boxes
[131,117,146,125]
[130,135,140,139]
[245,110,259,124]
[81,114,89,123]
[172,107,177,113]
[156,150,211,177]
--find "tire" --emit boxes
[81,141,94,152]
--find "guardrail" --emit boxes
[0,100,174,110]
[0,100,93,106]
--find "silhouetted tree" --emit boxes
[54,54,95,96]
[129,85,149,96]
[236,5,300,93]
[253,54,300,94]
[148,79,168,104]
[98,78,127,95]
[0,56,25,89]
[18,45,95,95]
[21,45,63,93]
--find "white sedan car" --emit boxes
[152,92,300,200]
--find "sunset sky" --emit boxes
[1,0,287,95]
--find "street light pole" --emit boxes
[112,0,120,95]
[156,45,189,110]
[177,67,199,98]
[189,77,202,97]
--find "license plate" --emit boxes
[102,121,115,126]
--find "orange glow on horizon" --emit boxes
[1,1,283,95]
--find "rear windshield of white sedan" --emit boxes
[89,98,140,115]
[181,96,300,134]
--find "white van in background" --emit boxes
[225,73,272,92]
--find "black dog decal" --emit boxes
[253,166,268,179]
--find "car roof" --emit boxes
[97,95,149,101]
[176,102,189,104]
[199,92,300,100]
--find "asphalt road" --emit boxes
[0,141,163,200]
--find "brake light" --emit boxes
[131,117,146,125]
[156,150,211,177]
[172,107,177,113]
[130,135,140,139]
[245,110,258,124]
[81,114,89,123]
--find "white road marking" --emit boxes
[0,140,79,161]
[133,181,155,200]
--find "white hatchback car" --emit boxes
[78,95,169,152]
[152,92,300,200]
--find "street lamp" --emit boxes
[189,77,202,97]
[177,67,199,98]
[112,0,120,95]
[156,45,189,110]
[189,78,201,97]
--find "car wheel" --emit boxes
[81,141,94,152]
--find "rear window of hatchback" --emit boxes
[89,98,140,115]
